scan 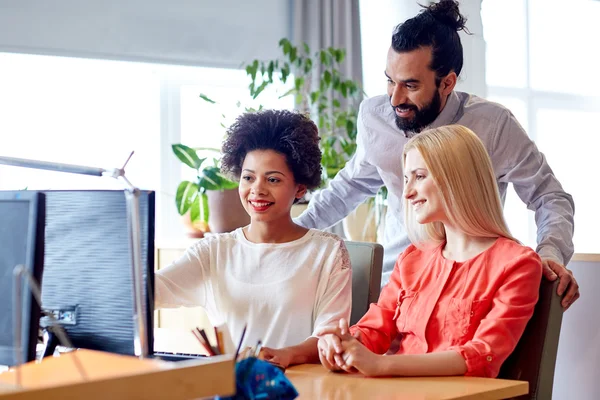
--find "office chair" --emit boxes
[498,279,564,400]
[344,241,384,325]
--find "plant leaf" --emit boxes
[280,38,292,56]
[198,94,216,104]
[175,181,198,215]
[190,192,210,224]
[200,192,209,223]
[323,70,332,87]
[289,46,298,63]
[190,194,200,222]
[172,144,204,169]
[310,91,320,104]
[294,76,305,91]
[252,81,269,99]
[199,166,222,190]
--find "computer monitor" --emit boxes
[40,190,155,356]
[0,191,45,366]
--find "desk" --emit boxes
[155,329,528,399]
[286,364,528,400]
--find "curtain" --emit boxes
[291,0,363,238]
[292,0,363,88]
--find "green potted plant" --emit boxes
[244,38,362,183]
[172,144,249,236]
[243,39,389,241]
[195,38,385,241]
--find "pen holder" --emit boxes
[218,357,298,400]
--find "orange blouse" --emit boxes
[350,238,542,378]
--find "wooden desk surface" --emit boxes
[155,329,528,399]
[286,364,528,400]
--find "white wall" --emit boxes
[553,259,600,400]
[0,0,290,68]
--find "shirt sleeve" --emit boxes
[349,248,414,354]
[491,110,575,265]
[312,241,353,336]
[295,102,384,230]
[155,241,210,309]
[449,250,543,377]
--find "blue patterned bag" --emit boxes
[219,357,298,400]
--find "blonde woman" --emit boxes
[316,124,542,378]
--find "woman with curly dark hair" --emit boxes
[156,109,352,369]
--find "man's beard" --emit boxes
[392,90,442,135]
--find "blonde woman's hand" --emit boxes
[337,336,383,377]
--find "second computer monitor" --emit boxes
[0,191,45,366]
[40,190,155,356]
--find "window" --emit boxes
[0,52,161,191]
[0,53,293,245]
[482,0,600,254]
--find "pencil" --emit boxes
[234,324,247,361]
[254,340,263,358]
[214,326,224,355]
[198,328,219,356]
[191,329,215,356]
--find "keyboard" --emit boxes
[152,351,207,362]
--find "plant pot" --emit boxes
[181,212,207,238]
[206,188,250,233]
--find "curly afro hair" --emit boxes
[221,109,322,190]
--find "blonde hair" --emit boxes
[403,124,516,246]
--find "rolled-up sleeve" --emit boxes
[295,102,384,230]
[492,110,575,265]
[449,251,542,377]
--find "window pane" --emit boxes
[359,0,424,98]
[536,108,600,253]
[179,68,294,181]
[482,0,527,88]
[180,68,294,150]
[0,53,161,191]
[484,97,535,247]
[504,184,536,249]
[529,0,600,96]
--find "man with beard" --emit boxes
[296,0,579,309]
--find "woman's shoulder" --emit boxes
[308,229,346,246]
[399,243,434,261]
[488,237,542,268]
[492,237,539,257]
[186,230,239,253]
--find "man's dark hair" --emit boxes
[221,109,322,190]
[391,0,469,86]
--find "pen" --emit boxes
[234,324,247,361]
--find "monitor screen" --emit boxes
[40,190,154,356]
[0,191,45,366]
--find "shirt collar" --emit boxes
[429,91,461,130]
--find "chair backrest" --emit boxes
[498,279,564,399]
[344,241,384,325]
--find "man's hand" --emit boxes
[542,258,580,310]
